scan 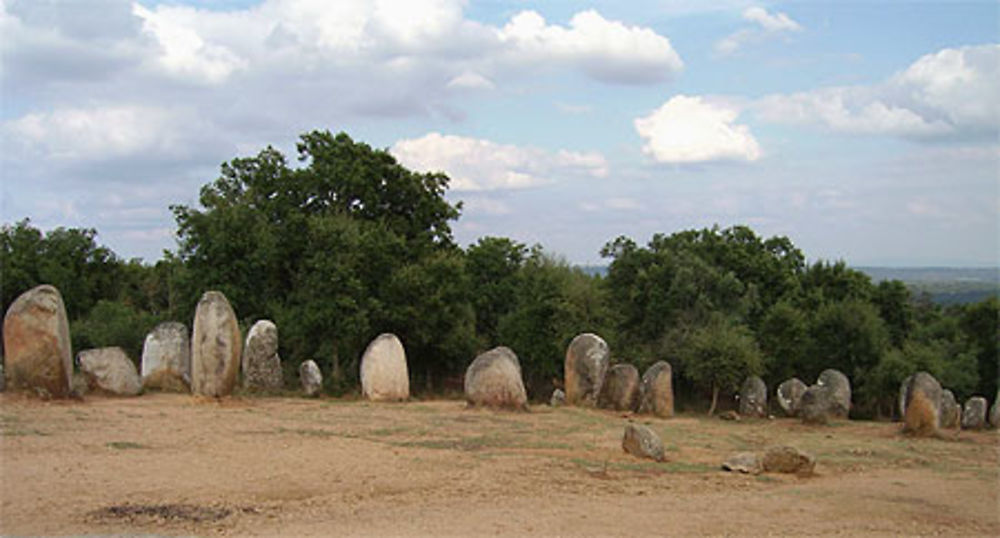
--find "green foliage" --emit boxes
[675,317,763,413]
[757,300,810,386]
[466,237,528,346]
[959,297,999,398]
[72,300,162,364]
[807,299,889,382]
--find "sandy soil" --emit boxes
[1,392,997,536]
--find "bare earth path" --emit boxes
[1,392,997,536]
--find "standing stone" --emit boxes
[799,384,834,425]
[141,322,190,392]
[299,360,322,397]
[762,446,816,475]
[359,333,409,402]
[816,369,851,418]
[738,375,767,417]
[898,374,914,420]
[550,388,566,407]
[990,391,1000,429]
[190,291,241,397]
[622,423,665,462]
[638,361,674,418]
[902,371,942,436]
[940,389,961,429]
[598,363,640,411]
[961,396,988,430]
[242,320,283,392]
[2,285,72,398]
[464,346,528,410]
[77,347,142,396]
[776,378,807,417]
[0,360,5,392]
[564,333,609,407]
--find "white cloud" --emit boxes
[634,95,761,164]
[390,132,608,191]
[497,9,683,84]
[447,70,495,90]
[715,6,803,55]
[755,44,999,139]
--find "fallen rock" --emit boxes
[990,392,999,429]
[718,410,741,421]
[902,371,942,436]
[939,389,961,430]
[242,320,284,392]
[550,388,566,407]
[360,333,409,402]
[816,369,851,418]
[2,285,73,398]
[622,422,665,462]
[638,361,674,418]
[776,378,807,417]
[739,375,767,418]
[961,396,988,430]
[77,347,142,396]
[191,291,241,397]
[598,363,640,411]
[564,333,609,406]
[464,347,528,410]
[141,322,190,392]
[722,452,761,474]
[799,384,834,425]
[762,446,815,475]
[299,360,322,397]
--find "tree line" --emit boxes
[2,130,996,416]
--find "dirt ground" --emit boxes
[1,392,997,537]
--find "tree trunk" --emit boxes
[708,384,719,415]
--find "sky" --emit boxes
[1,0,998,267]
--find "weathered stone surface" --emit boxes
[722,452,761,474]
[738,375,767,418]
[3,285,72,398]
[190,291,241,397]
[550,388,566,407]
[622,423,665,462]
[776,378,807,417]
[939,389,961,430]
[990,392,1000,429]
[898,374,914,420]
[961,396,988,430]
[638,361,674,418]
[360,333,409,402]
[902,372,941,436]
[762,446,815,475]
[799,385,834,425]
[141,322,191,392]
[598,363,640,411]
[241,320,283,392]
[564,333,609,407]
[77,347,142,396]
[299,360,322,397]
[816,369,851,418]
[0,360,5,392]
[464,347,528,410]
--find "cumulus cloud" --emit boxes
[634,95,761,164]
[716,6,803,55]
[390,132,608,191]
[754,44,999,139]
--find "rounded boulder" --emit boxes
[598,363,640,411]
[141,322,191,392]
[990,391,999,429]
[902,371,942,436]
[816,369,851,418]
[799,384,834,425]
[564,333,609,407]
[2,285,73,398]
[961,396,988,430]
[242,320,283,392]
[191,291,241,397]
[464,346,527,410]
[78,347,142,396]
[638,361,674,418]
[360,333,409,402]
[299,360,323,397]
[776,378,807,417]
[622,422,665,462]
[940,389,961,430]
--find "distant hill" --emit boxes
[577,265,998,305]
[857,267,999,305]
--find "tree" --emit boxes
[465,237,528,346]
[959,297,999,399]
[678,316,763,415]
[757,300,811,386]
[807,299,889,383]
